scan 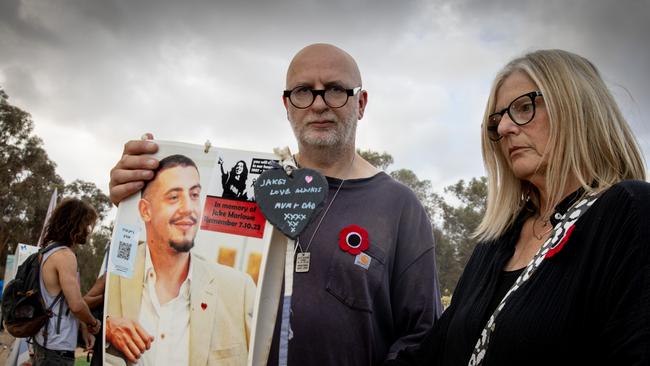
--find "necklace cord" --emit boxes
[295,153,356,254]
[532,214,552,240]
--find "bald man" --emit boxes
[109,43,442,365]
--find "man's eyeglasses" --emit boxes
[486,91,543,141]
[283,86,362,109]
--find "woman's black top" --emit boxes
[390,180,650,366]
[483,267,524,327]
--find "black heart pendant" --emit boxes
[253,168,329,239]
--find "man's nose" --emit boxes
[310,93,328,111]
[177,194,192,213]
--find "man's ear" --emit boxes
[357,90,368,120]
[282,95,290,119]
[138,198,152,222]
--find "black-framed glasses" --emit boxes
[486,91,543,141]
[283,86,362,109]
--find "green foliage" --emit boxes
[75,223,112,294]
[359,148,438,218]
[64,180,112,221]
[357,149,394,171]
[0,89,112,287]
[389,169,438,218]
[439,177,487,270]
[0,88,64,262]
[433,226,460,297]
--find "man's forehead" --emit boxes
[286,44,361,88]
[149,166,200,192]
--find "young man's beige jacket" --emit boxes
[105,244,255,366]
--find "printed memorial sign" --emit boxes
[103,140,282,365]
[106,141,277,283]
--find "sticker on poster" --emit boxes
[201,196,267,238]
[108,223,140,278]
[250,158,278,175]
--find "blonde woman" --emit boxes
[391,50,649,365]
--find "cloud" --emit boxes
[1,0,648,195]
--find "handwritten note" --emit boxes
[253,168,328,239]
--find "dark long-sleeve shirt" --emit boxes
[392,180,650,366]
[268,172,443,365]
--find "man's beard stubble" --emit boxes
[294,112,357,148]
[168,214,197,253]
[169,239,195,253]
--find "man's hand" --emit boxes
[80,322,96,351]
[106,316,154,363]
[83,330,96,351]
[109,133,159,206]
[87,317,101,335]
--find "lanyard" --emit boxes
[276,151,355,365]
[278,240,296,366]
[469,192,600,366]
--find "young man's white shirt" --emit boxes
[137,244,192,366]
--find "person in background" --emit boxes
[33,198,102,366]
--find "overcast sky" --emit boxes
[1,0,649,199]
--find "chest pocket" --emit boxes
[325,244,387,313]
[208,343,245,365]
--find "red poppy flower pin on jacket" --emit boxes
[339,225,370,255]
[545,224,575,258]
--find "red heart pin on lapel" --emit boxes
[201,302,207,310]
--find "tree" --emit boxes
[75,223,112,294]
[433,226,457,300]
[0,89,112,287]
[358,149,437,217]
[64,179,112,221]
[0,88,63,265]
[389,169,438,218]
[357,149,393,171]
[437,177,488,292]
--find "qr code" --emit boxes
[117,241,131,261]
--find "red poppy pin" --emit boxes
[545,224,575,258]
[339,225,369,255]
[201,302,207,310]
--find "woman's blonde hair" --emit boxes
[476,49,646,242]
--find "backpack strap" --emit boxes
[53,292,64,334]
[41,291,64,348]
[39,242,66,255]
[38,243,67,349]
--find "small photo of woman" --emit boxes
[219,158,250,201]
